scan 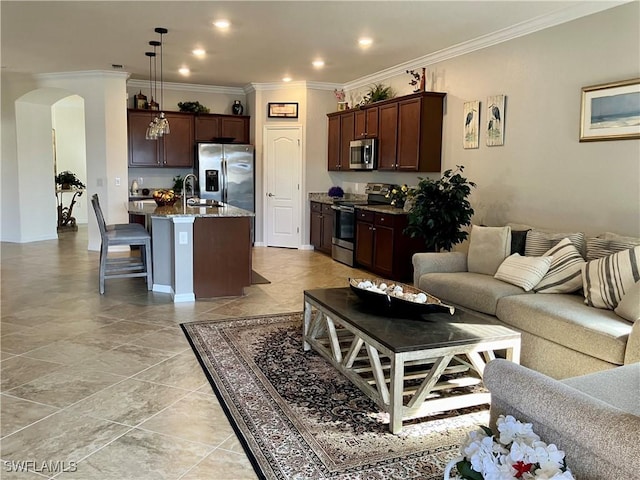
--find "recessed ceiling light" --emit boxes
[213,19,230,29]
[312,60,325,68]
[192,49,206,57]
[358,37,373,47]
[179,67,190,76]
[282,76,292,82]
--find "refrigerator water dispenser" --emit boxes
[205,170,219,192]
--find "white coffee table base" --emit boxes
[303,295,521,434]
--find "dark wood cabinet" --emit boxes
[194,114,250,144]
[310,202,334,254]
[354,107,378,139]
[355,209,425,281]
[128,110,194,167]
[327,91,445,173]
[377,103,399,170]
[327,114,341,171]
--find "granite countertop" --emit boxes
[128,200,254,218]
[308,192,406,215]
[356,204,407,215]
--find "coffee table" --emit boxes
[303,288,521,434]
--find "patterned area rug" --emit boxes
[181,312,488,480]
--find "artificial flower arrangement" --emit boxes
[445,415,574,480]
[327,186,344,198]
[386,184,410,208]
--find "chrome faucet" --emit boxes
[182,173,198,210]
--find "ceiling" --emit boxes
[0,1,625,89]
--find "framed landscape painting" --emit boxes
[463,100,480,149]
[580,78,640,141]
[486,95,505,146]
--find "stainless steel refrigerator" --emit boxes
[196,143,255,238]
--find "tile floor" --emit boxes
[1,226,368,479]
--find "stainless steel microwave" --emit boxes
[349,139,377,170]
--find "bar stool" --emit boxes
[91,194,152,294]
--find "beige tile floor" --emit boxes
[1,226,368,479]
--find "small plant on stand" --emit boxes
[55,170,85,190]
[334,89,347,111]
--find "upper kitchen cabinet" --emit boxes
[327,114,341,171]
[377,103,398,170]
[327,110,355,171]
[354,107,378,139]
[194,114,250,144]
[128,110,194,167]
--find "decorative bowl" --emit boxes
[349,278,455,317]
[154,198,177,206]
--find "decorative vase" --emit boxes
[419,67,426,92]
[232,100,244,115]
[443,456,463,480]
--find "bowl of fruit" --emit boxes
[152,189,178,206]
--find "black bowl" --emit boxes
[349,278,454,318]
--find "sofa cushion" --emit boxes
[496,293,632,365]
[418,271,528,315]
[467,225,511,276]
[582,246,640,310]
[534,238,585,294]
[615,281,640,323]
[494,254,552,292]
[586,234,640,261]
[510,230,529,255]
[525,229,587,259]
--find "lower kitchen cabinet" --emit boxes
[310,202,334,254]
[355,209,425,281]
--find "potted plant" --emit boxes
[404,165,476,252]
[55,170,85,190]
[362,83,396,104]
[172,175,192,195]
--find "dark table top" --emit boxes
[304,288,520,353]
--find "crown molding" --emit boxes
[127,78,245,95]
[246,80,342,93]
[343,1,629,90]
[35,70,130,81]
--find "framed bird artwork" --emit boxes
[486,95,506,146]
[463,100,480,149]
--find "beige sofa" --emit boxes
[412,227,640,379]
[484,359,640,479]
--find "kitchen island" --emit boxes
[128,200,254,302]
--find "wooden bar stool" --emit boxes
[91,194,152,294]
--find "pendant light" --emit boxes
[144,27,169,140]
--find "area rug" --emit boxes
[251,270,271,284]
[181,312,488,480]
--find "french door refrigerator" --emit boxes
[196,142,255,238]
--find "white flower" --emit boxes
[497,415,540,445]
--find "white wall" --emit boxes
[53,95,88,224]
[340,2,640,237]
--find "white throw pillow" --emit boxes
[525,229,587,259]
[586,233,640,261]
[582,246,640,310]
[467,225,512,276]
[535,237,586,293]
[494,253,553,292]
[615,281,640,323]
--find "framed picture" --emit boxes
[134,91,147,109]
[486,95,505,146]
[463,100,480,149]
[268,102,298,118]
[580,78,640,142]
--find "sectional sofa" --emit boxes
[412,225,640,379]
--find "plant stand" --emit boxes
[56,189,84,233]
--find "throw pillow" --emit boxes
[586,234,640,261]
[535,238,586,293]
[467,225,512,276]
[525,229,587,259]
[494,253,553,292]
[615,281,640,323]
[582,246,640,310]
[510,230,530,256]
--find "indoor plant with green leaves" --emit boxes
[55,170,85,190]
[405,165,476,252]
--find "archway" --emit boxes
[14,88,87,242]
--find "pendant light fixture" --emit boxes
[144,27,169,140]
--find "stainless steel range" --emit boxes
[331,183,393,266]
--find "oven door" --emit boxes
[331,205,355,249]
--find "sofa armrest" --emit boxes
[484,359,640,479]
[624,320,640,364]
[412,252,467,286]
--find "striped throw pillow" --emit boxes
[586,235,640,261]
[582,246,640,310]
[525,229,587,258]
[535,238,585,293]
[494,254,553,292]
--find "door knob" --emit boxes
[267,193,275,197]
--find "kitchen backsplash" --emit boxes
[128,167,194,193]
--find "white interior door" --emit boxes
[264,126,302,248]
